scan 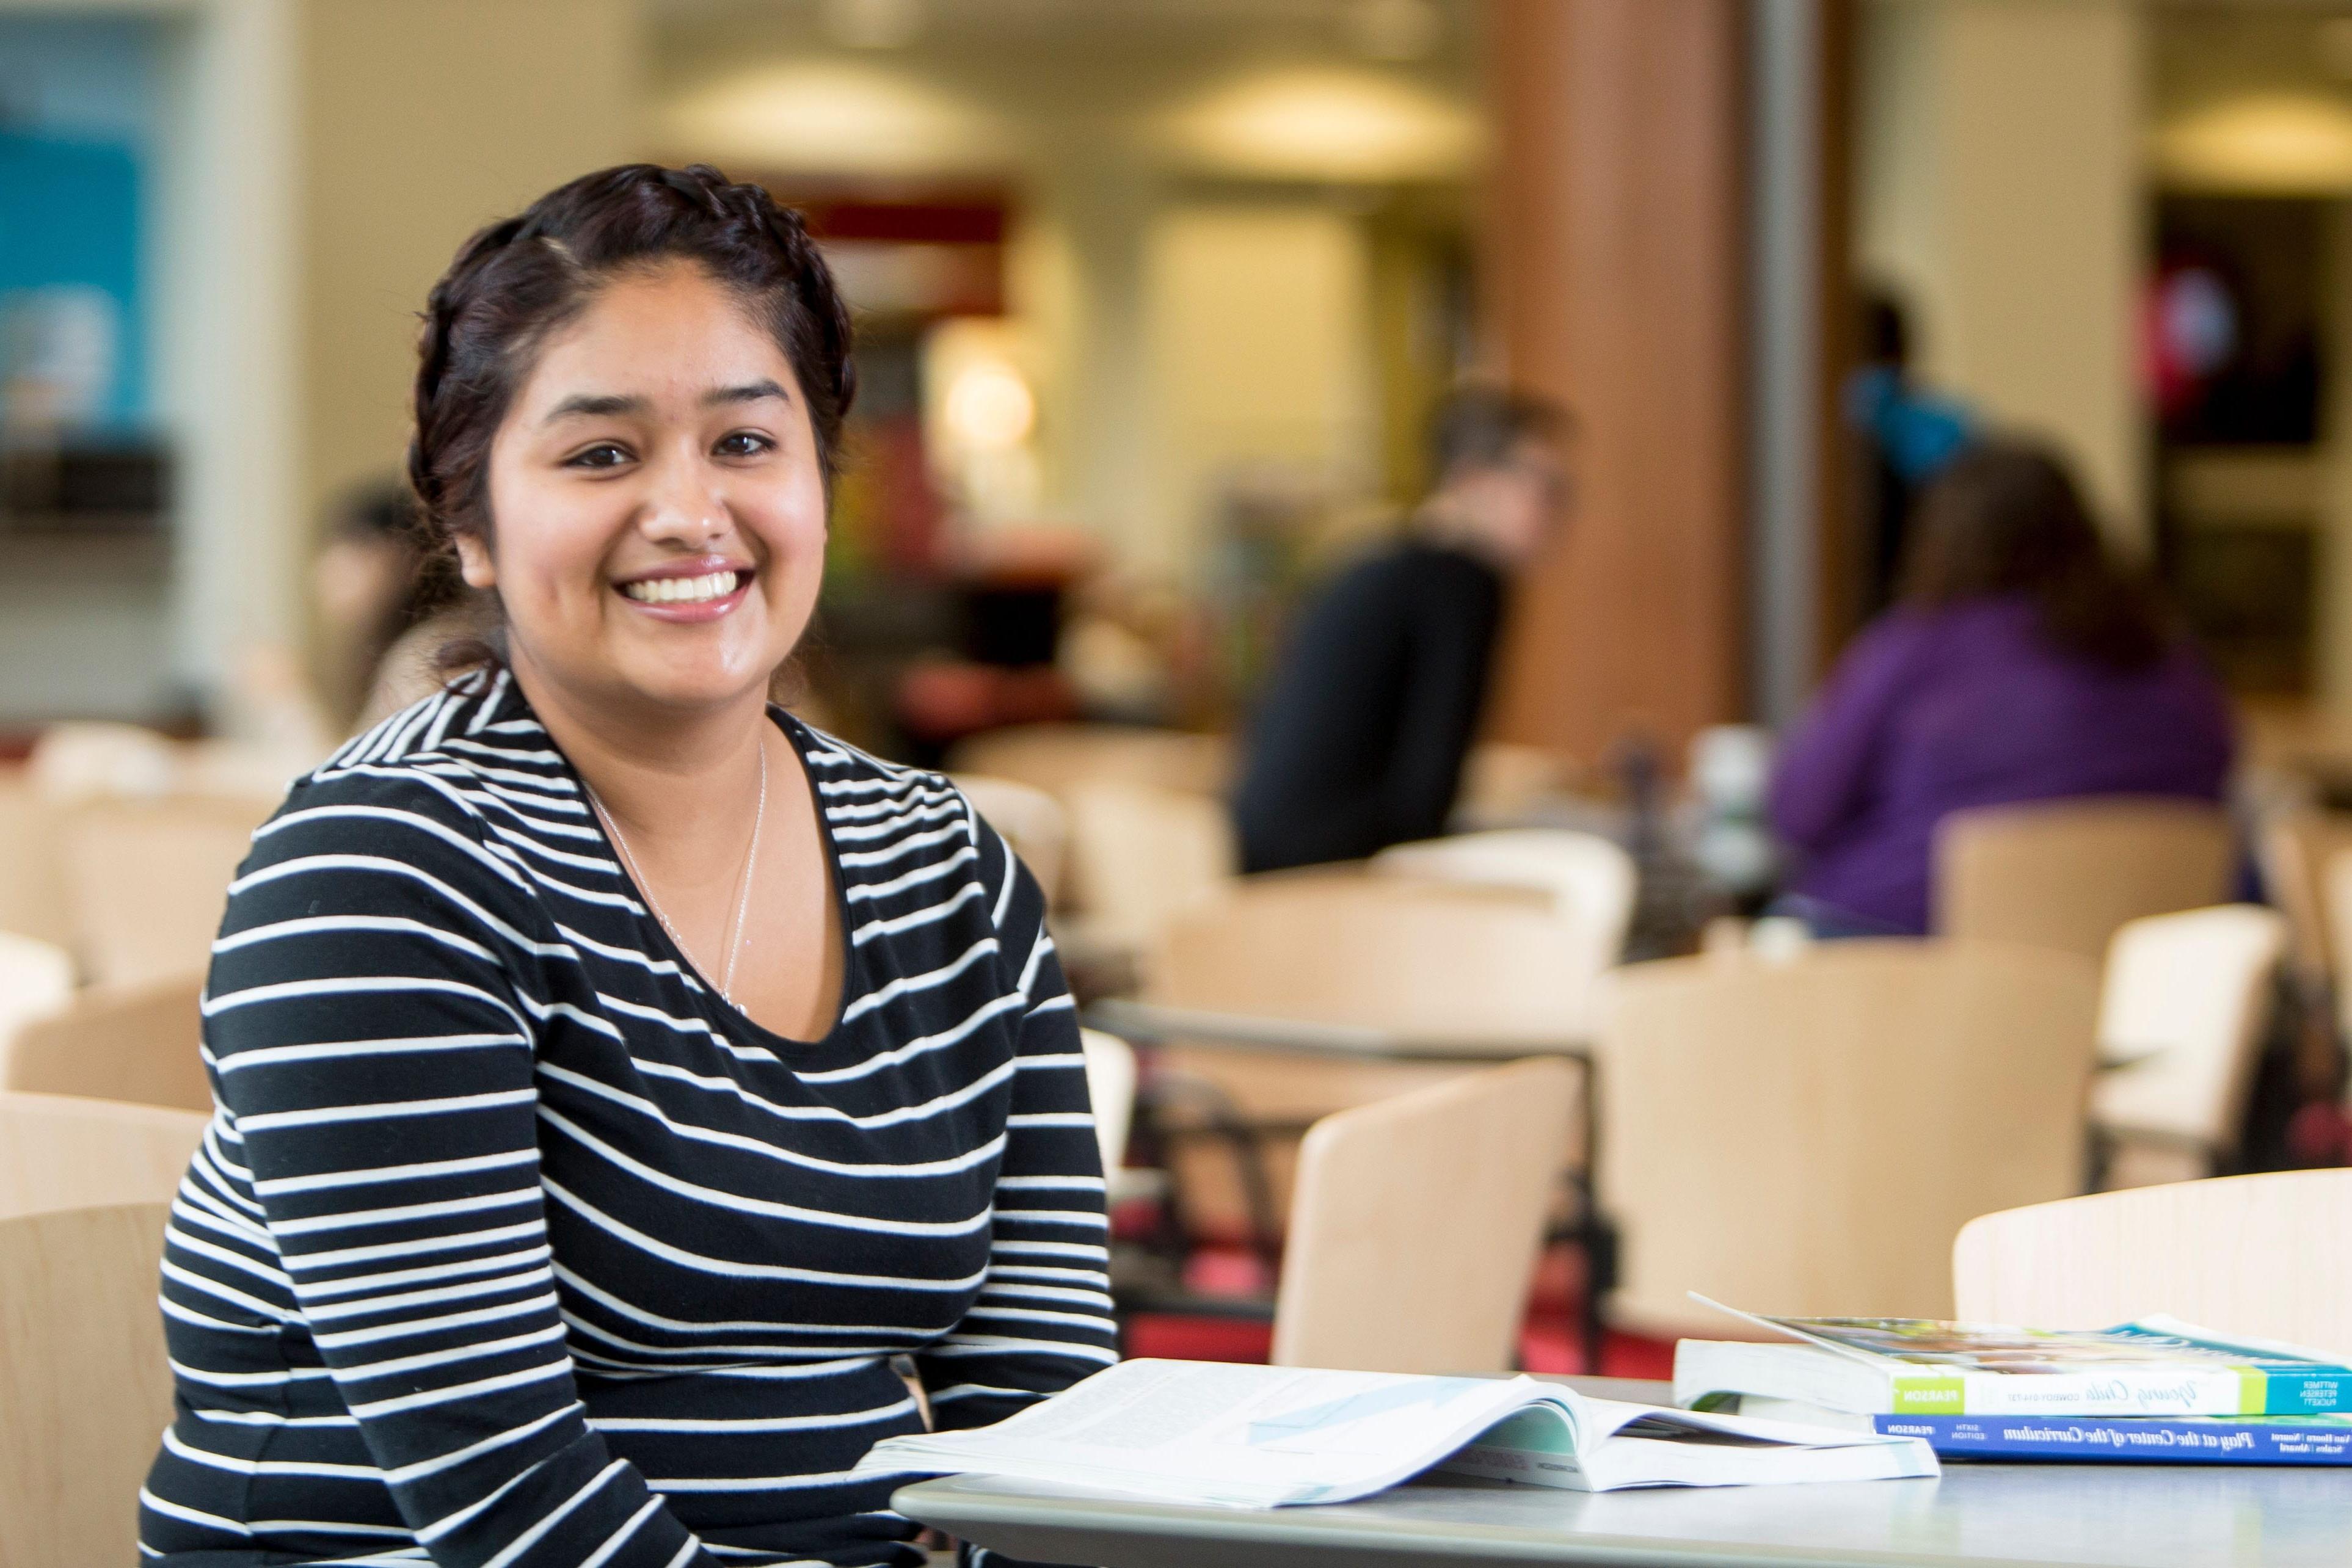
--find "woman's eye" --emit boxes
[565,443,632,470]
[715,430,774,459]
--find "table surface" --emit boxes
[893,1378,2352,1568]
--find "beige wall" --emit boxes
[1856,0,2147,543]
[297,0,645,533]
[1134,203,1378,577]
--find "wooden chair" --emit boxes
[0,772,71,950]
[1064,782,1238,960]
[0,1202,177,1568]
[1933,796,2234,963]
[0,932,73,1047]
[0,1092,206,1219]
[2256,807,2352,995]
[2092,906,2286,1188]
[5,972,210,1115]
[1273,1059,1578,1374]
[1371,829,1636,1029]
[1080,1026,1138,1178]
[949,772,1071,908]
[1132,878,1591,1244]
[1455,742,1576,826]
[1596,940,2100,1333]
[1954,1169,2352,1357]
[59,796,266,987]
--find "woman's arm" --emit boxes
[1768,615,1925,852]
[199,769,711,1568]
[912,818,1119,1435]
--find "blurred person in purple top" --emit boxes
[1769,440,2235,937]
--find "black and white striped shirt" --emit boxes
[139,669,1116,1567]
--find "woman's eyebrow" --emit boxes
[703,379,790,408]
[544,392,646,424]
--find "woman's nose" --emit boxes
[636,452,728,546]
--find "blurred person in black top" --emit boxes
[1232,387,1571,873]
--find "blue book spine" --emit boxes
[1874,1414,2352,1464]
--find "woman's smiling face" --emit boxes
[467,260,828,721]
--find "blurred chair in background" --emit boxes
[945,723,1231,804]
[1079,1028,1138,1181]
[0,1202,177,1568]
[0,772,72,951]
[948,773,1070,908]
[0,932,73,1045]
[1935,796,2234,964]
[0,1093,205,1218]
[58,797,263,987]
[2092,906,2286,1188]
[1451,741,1578,830]
[1065,781,1238,967]
[1372,829,1636,1025]
[1954,1170,2352,1357]
[1597,940,2099,1335]
[1272,1059,1577,1375]
[5,973,208,1114]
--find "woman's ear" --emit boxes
[455,532,497,590]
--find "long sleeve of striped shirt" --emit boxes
[191,768,714,1568]
[912,835,1112,1437]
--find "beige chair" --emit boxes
[1079,1026,1138,1177]
[0,932,73,1045]
[1597,940,2100,1332]
[1273,1059,1578,1374]
[950,772,1071,907]
[5,972,211,1115]
[1139,878,1591,1240]
[1933,796,2234,963]
[2092,906,2286,1188]
[26,720,181,803]
[945,723,1231,804]
[0,1092,206,1218]
[1954,1169,2352,1357]
[60,797,266,987]
[2315,848,2352,1059]
[1372,829,1636,1027]
[2256,807,2352,995]
[1064,782,1238,959]
[0,772,71,950]
[0,1202,177,1568]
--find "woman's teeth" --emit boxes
[621,571,740,604]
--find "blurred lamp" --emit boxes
[2154,92,2352,194]
[944,361,1036,453]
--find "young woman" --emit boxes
[1769,439,2235,937]
[140,164,1114,1568]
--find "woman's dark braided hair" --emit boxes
[407,163,855,564]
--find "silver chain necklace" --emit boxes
[584,738,768,1003]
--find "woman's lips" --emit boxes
[613,565,754,623]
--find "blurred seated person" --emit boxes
[1769,440,2234,937]
[312,478,465,728]
[1232,387,1571,873]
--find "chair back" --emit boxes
[2091,906,2285,1161]
[1457,742,1574,823]
[1372,829,1635,1018]
[0,1202,177,1568]
[0,1092,206,1219]
[5,973,211,1114]
[0,932,73,1045]
[949,773,1071,907]
[1954,1170,2352,1358]
[1597,940,2099,1332]
[1934,796,2233,962]
[1274,1058,1578,1374]
[1065,782,1237,953]
[0,773,71,949]
[1079,1027,1137,1175]
[1143,880,1589,1242]
[60,797,265,987]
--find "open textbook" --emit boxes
[1675,1296,2352,1419]
[855,1359,1937,1508]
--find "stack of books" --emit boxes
[1675,1299,2352,1465]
